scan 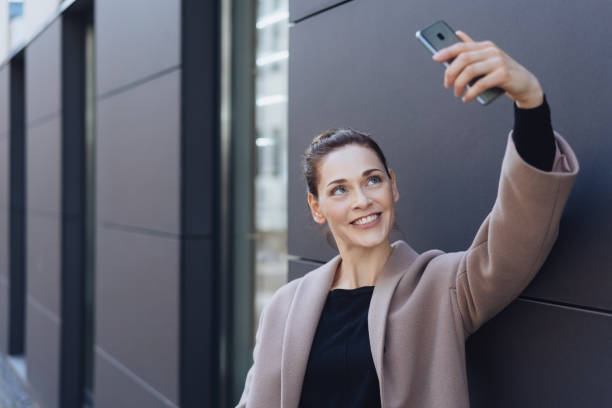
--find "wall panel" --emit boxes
[25,214,61,317]
[95,0,180,96]
[94,348,178,408]
[25,20,61,124]
[25,301,60,408]
[96,70,180,235]
[0,59,10,354]
[95,227,179,404]
[24,19,63,408]
[25,118,61,215]
[467,298,612,407]
[94,1,183,404]
[290,0,352,22]
[288,258,322,282]
[287,0,612,311]
[0,67,8,136]
[0,278,8,353]
[7,54,25,357]
[288,0,612,404]
[0,136,8,206]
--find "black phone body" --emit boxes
[416,20,504,106]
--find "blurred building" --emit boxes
[1,0,612,407]
[0,0,289,406]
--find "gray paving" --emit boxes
[0,357,36,408]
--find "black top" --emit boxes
[298,285,380,408]
[298,95,556,407]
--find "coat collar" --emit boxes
[280,240,420,407]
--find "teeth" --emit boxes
[354,213,379,225]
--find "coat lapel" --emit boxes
[368,240,419,404]
[280,240,419,407]
[280,253,340,407]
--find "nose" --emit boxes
[352,186,372,209]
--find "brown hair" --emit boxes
[302,127,391,199]
[301,127,401,249]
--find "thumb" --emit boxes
[455,30,474,42]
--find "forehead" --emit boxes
[318,144,383,183]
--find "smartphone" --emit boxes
[415,20,504,106]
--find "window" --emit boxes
[253,0,289,334]
[9,1,24,20]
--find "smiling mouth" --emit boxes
[350,212,382,225]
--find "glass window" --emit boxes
[8,1,25,49]
[9,1,24,20]
[83,21,95,407]
[253,0,289,334]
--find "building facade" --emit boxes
[0,0,611,407]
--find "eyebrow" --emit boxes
[326,168,384,188]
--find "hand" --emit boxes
[432,30,544,108]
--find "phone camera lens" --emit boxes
[437,33,445,40]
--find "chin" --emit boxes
[349,231,389,249]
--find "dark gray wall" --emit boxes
[24,18,62,408]
[1,0,222,406]
[179,1,223,406]
[287,0,612,405]
[25,19,62,407]
[11,9,90,407]
[0,66,8,354]
[59,9,89,407]
[7,54,26,358]
[93,0,181,406]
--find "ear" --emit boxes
[389,168,400,203]
[307,192,327,224]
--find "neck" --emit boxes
[332,239,393,289]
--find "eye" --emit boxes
[331,185,346,195]
[368,175,382,185]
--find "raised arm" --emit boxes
[433,30,580,335]
[454,124,578,335]
[512,92,556,171]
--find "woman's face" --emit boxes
[307,144,399,251]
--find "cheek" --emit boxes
[375,187,394,207]
[328,203,349,223]
[321,200,350,225]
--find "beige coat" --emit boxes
[237,130,579,407]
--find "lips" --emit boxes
[350,212,382,224]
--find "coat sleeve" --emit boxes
[455,129,579,336]
[235,303,267,408]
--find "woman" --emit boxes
[237,30,579,407]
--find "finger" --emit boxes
[454,58,501,97]
[444,48,499,89]
[461,67,505,102]
[432,40,491,63]
[455,30,474,42]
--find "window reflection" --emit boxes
[253,0,289,338]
